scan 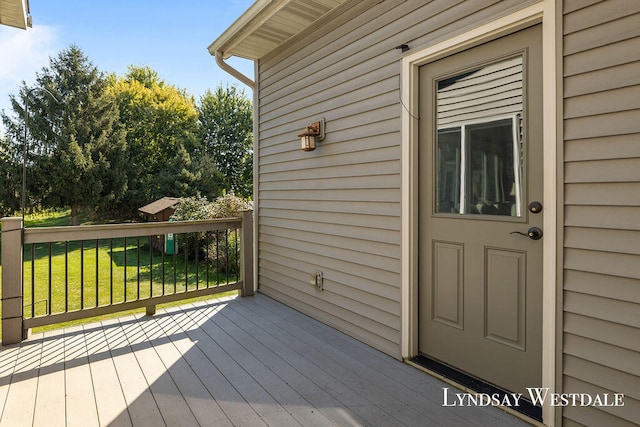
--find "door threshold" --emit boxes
[409,355,543,423]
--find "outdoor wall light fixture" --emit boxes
[298,119,325,151]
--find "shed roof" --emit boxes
[138,197,181,215]
[208,0,351,60]
[0,0,30,29]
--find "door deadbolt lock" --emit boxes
[528,201,543,213]
[510,227,543,240]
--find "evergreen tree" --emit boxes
[157,141,224,200]
[1,45,127,224]
[0,133,21,216]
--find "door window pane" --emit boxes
[466,119,519,216]
[436,128,461,213]
[435,56,523,217]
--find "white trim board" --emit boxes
[400,1,557,425]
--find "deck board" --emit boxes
[0,343,23,423]
[1,333,43,426]
[221,297,381,425]
[33,330,66,427]
[142,310,233,427]
[233,295,446,426]
[197,302,337,427]
[211,304,348,414]
[120,317,200,427]
[64,325,101,427]
[82,323,132,427]
[0,294,532,426]
[181,305,302,427]
[244,295,525,427]
[155,305,267,427]
[102,317,165,427]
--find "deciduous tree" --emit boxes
[198,85,253,197]
[109,66,203,212]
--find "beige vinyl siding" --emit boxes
[255,0,536,358]
[562,1,640,426]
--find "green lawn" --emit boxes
[1,210,239,339]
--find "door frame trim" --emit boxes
[400,1,557,424]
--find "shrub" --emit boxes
[208,229,239,274]
[207,192,250,273]
[211,192,250,218]
[171,192,249,221]
[170,194,214,221]
[170,192,250,273]
[169,194,212,259]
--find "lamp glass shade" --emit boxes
[300,134,316,151]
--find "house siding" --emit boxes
[255,0,536,358]
[562,1,640,426]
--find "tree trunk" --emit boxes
[71,203,79,226]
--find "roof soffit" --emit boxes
[208,0,353,60]
[0,0,30,29]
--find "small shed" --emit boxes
[138,197,181,253]
[138,197,181,222]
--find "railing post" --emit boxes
[2,217,24,345]
[240,210,254,297]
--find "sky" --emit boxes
[0,0,255,135]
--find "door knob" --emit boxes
[510,227,543,240]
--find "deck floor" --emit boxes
[0,294,531,426]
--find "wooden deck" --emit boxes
[0,294,531,426]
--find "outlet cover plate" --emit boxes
[313,270,323,291]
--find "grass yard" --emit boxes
[1,210,239,340]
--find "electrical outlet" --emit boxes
[311,270,323,291]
